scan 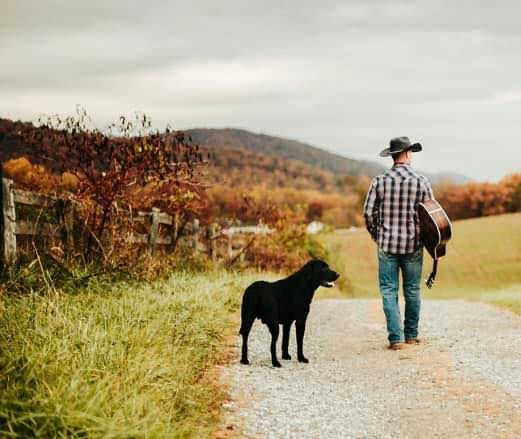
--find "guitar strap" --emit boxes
[426,259,438,289]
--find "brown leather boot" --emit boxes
[389,342,407,350]
[405,339,420,345]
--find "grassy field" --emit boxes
[0,270,265,438]
[321,213,521,312]
[1,213,519,437]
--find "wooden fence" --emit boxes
[0,177,271,269]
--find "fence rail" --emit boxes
[0,177,270,269]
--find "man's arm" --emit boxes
[420,176,434,201]
[363,178,380,242]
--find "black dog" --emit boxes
[239,259,339,367]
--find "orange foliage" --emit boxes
[3,157,78,193]
[435,173,521,220]
[204,185,363,227]
[500,173,521,212]
[237,203,324,272]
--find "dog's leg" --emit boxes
[240,317,255,365]
[268,323,282,367]
[296,319,309,363]
[281,322,292,360]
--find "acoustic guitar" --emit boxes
[417,199,452,289]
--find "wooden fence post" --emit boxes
[1,178,17,269]
[227,233,233,259]
[192,218,199,252]
[149,208,160,254]
[209,223,217,261]
[171,212,179,249]
[64,201,75,258]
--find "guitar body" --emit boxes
[417,199,452,288]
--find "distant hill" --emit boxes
[186,128,470,184]
[186,128,385,178]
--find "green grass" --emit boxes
[1,213,519,437]
[321,213,521,311]
[0,270,263,438]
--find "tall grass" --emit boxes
[321,213,521,311]
[0,270,261,437]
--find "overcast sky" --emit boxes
[1,1,520,181]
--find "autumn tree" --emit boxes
[14,107,205,260]
[435,173,521,220]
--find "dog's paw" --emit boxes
[272,361,282,368]
[298,357,309,364]
[282,354,292,360]
[240,358,250,365]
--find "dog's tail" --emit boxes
[238,286,257,335]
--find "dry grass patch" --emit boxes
[321,213,521,311]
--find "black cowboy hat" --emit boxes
[379,136,422,157]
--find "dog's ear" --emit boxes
[302,260,319,282]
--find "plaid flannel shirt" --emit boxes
[363,164,434,254]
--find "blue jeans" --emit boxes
[378,247,423,343]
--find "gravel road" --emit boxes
[220,298,521,438]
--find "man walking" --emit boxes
[363,137,434,350]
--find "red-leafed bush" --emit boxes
[11,108,205,263]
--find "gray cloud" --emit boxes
[1,0,520,180]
